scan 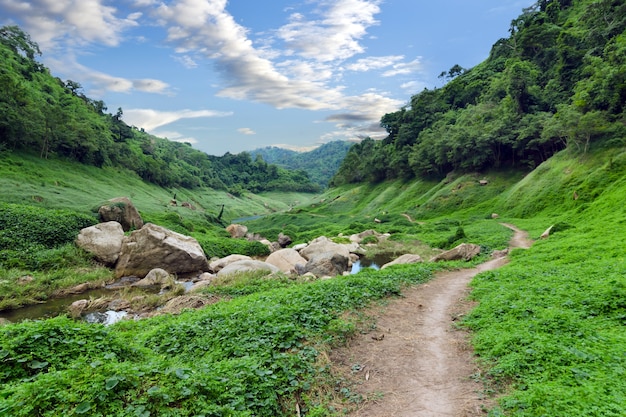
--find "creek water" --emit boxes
[351,253,395,274]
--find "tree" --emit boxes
[0,25,41,60]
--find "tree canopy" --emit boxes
[332,0,626,185]
[0,26,320,194]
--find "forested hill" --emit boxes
[332,0,626,185]
[0,26,320,195]
[250,141,352,187]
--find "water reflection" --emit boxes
[84,310,128,325]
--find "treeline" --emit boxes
[332,0,626,185]
[250,141,352,187]
[0,26,320,195]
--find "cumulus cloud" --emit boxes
[382,57,423,77]
[237,128,256,135]
[0,0,139,49]
[345,55,404,72]
[123,108,233,131]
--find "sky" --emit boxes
[1,0,533,156]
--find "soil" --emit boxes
[331,224,532,417]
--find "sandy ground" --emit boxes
[330,224,532,417]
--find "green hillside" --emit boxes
[1,0,626,416]
[251,141,352,187]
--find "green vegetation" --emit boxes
[1,0,626,415]
[332,0,626,185]
[0,25,319,195]
[251,141,353,188]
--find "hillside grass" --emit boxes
[1,147,626,415]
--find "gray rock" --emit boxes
[277,233,292,248]
[430,243,481,262]
[76,221,125,265]
[305,251,349,278]
[226,224,248,238]
[98,197,144,232]
[217,260,280,277]
[381,254,423,269]
[300,236,350,260]
[132,268,172,288]
[265,248,307,274]
[209,254,252,273]
[115,223,208,278]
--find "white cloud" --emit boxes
[237,128,256,135]
[173,54,198,69]
[345,55,404,72]
[276,0,381,62]
[271,144,319,152]
[382,57,423,77]
[124,108,233,131]
[0,0,138,49]
[151,130,199,145]
[400,80,427,92]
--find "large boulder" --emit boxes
[75,221,125,265]
[305,252,349,278]
[381,254,423,269]
[98,197,144,232]
[265,248,307,274]
[300,236,350,260]
[131,268,173,289]
[209,254,252,273]
[115,223,209,278]
[217,260,280,277]
[277,233,292,248]
[226,224,248,238]
[430,243,481,262]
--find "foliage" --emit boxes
[332,0,626,185]
[0,26,320,195]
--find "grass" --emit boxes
[1,145,626,416]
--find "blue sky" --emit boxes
[1,0,532,156]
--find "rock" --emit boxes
[270,242,282,252]
[181,202,195,210]
[381,254,423,269]
[0,317,11,326]
[540,225,554,239]
[17,275,34,285]
[300,236,350,261]
[68,299,89,317]
[479,180,489,186]
[115,223,209,279]
[76,221,125,265]
[226,224,248,238]
[277,233,292,248]
[197,272,216,281]
[305,252,349,278]
[374,218,382,223]
[349,230,387,244]
[107,298,131,311]
[430,243,480,262]
[65,282,92,294]
[430,243,481,262]
[132,268,172,288]
[491,248,509,258]
[98,197,144,232]
[189,273,217,291]
[292,243,308,251]
[209,254,252,273]
[217,260,280,277]
[265,248,308,274]
[159,295,215,314]
[491,213,500,219]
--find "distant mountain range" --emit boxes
[250,141,353,187]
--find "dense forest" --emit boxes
[0,25,320,195]
[250,141,352,187]
[332,0,626,185]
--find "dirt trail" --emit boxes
[332,224,532,417]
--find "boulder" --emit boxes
[381,254,423,269]
[305,252,349,278]
[159,295,214,314]
[349,230,377,243]
[491,248,509,258]
[132,268,173,288]
[300,236,350,261]
[226,224,248,238]
[209,254,252,273]
[217,260,280,277]
[292,243,308,251]
[68,299,89,317]
[430,243,481,262]
[76,221,125,265]
[115,223,209,278]
[277,233,292,248]
[98,197,144,232]
[265,248,308,274]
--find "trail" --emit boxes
[332,224,532,417]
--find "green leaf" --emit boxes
[0,349,9,359]
[105,376,120,390]
[175,368,189,380]
[75,402,92,414]
[28,360,48,369]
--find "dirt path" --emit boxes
[331,224,532,417]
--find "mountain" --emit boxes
[332,0,626,185]
[250,141,353,188]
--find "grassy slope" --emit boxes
[1,147,626,416]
